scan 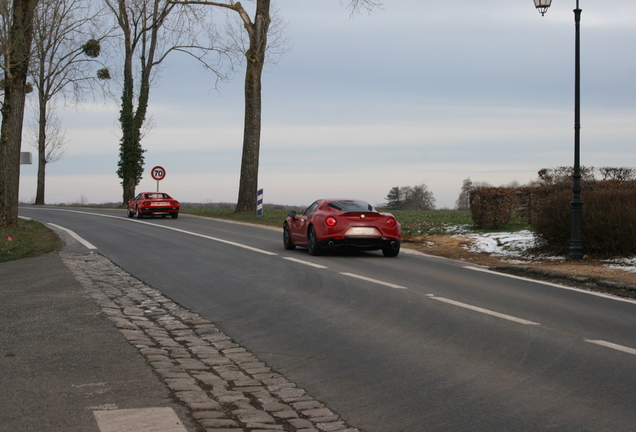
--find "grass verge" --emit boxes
[180,208,531,237]
[181,208,291,229]
[0,219,64,263]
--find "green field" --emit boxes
[391,209,474,236]
[180,208,530,237]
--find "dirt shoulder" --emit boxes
[401,235,636,300]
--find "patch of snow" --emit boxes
[461,230,536,257]
[442,224,473,235]
[603,257,636,273]
[501,259,532,265]
[456,229,634,272]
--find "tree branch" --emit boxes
[169,1,253,34]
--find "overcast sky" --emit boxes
[18,0,636,209]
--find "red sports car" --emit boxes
[127,192,180,219]
[283,199,401,257]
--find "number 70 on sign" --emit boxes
[151,166,166,180]
[151,166,166,191]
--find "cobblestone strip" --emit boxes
[61,252,360,432]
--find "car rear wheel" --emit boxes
[307,226,322,256]
[283,223,295,250]
[136,207,143,219]
[171,212,179,219]
[382,241,400,257]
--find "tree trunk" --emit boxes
[117,74,144,204]
[35,156,46,205]
[0,0,39,227]
[124,176,136,204]
[234,0,270,213]
[235,52,264,212]
[116,18,145,205]
[35,98,47,205]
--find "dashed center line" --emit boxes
[340,272,407,289]
[27,210,636,359]
[586,340,636,356]
[283,257,328,269]
[430,296,541,326]
[155,225,278,256]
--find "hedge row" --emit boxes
[531,187,636,256]
[469,187,515,229]
[469,181,636,257]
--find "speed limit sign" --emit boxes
[151,166,166,181]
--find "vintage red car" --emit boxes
[127,192,180,219]
[283,199,401,257]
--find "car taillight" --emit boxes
[171,201,179,206]
[143,201,151,206]
[386,217,396,227]
[326,216,337,227]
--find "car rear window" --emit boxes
[328,201,375,212]
[145,193,168,199]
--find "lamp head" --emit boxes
[534,0,553,16]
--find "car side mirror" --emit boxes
[287,211,297,219]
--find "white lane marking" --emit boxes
[464,265,636,305]
[28,208,636,357]
[283,257,328,269]
[340,272,407,289]
[93,407,187,432]
[48,223,97,250]
[430,296,540,325]
[586,340,636,356]
[465,265,579,289]
[29,208,277,256]
[149,224,278,256]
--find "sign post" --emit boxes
[257,189,263,216]
[151,166,166,192]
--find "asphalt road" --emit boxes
[20,206,636,432]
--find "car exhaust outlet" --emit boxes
[390,241,396,248]
[328,241,335,246]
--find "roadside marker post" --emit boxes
[257,189,263,216]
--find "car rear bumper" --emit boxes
[319,236,400,251]
[140,207,179,215]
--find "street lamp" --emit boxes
[534,0,583,261]
[534,0,552,16]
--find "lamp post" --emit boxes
[534,0,583,260]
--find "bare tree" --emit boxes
[106,0,231,204]
[384,184,435,210]
[401,184,435,210]
[455,177,473,210]
[0,0,11,78]
[346,0,382,15]
[28,102,66,162]
[384,186,401,210]
[30,0,110,205]
[536,166,595,185]
[0,0,40,227]
[26,101,67,203]
[598,167,636,181]
[174,0,382,213]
